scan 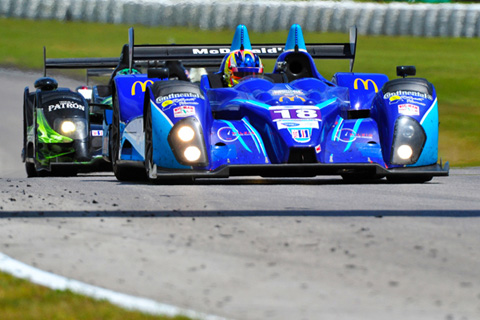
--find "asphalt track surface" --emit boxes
[1,69,480,320]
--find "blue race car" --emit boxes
[109,24,449,183]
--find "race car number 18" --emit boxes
[270,108,320,121]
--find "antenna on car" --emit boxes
[349,25,357,72]
[128,27,134,74]
[43,47,47,77]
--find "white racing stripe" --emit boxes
[0,252,230,320]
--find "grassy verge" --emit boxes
[1,17,479,166]
[0,271,191,320]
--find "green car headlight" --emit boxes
[60,120,76,134]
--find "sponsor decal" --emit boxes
[398,104,420,116]
[162,100,173,108]
[353,78,378,93]
[48,101,85,112]
[131,80,154,96]
[155,93,200,105]
[174,106,196,118]
[384,90,433,101]
[388,95,402,104]
[271,89,304,96]
[278,121,300,128]
[335,129,373,143]
[279,95,306,104]
[91,130,103,137]
[315,144,321,153]
[192,47,283,55]
[193,48,230,55]
[217,126,253,142]
[289,128,311,143]
[277,120,319,130]
[337,128,357,143]
[270,107,321,121]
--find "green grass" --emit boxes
[1,17,479,166]
[0,271,192,320]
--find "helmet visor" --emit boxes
[231,67,264,80]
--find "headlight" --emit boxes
[178,126,195,142]
[184,146,201,161]
[54,118,88,140]
[167,117,208,166]
[397,144,413,160]
[391,116,426,165]
[61,121,76,134]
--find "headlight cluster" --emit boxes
[391,116,426,165]
[54,118,87,139]
[168,117,208,166]
[60,121,76,134]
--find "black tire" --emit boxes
[111,90,147,182]
[386,175,433,184]
[341,173,385,183]
[50,167,78,177]
[25,162,38,178]
[144,94,156,181]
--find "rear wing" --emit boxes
[43,25,357,77]
[43,48,118,75]
[127,26,357,72]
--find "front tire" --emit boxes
[25,161,38,178]
[144,98,157,180]
[111,90,147,182]
[387,175,433,183]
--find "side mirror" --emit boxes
[397,66,416,78]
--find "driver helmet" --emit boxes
[117,68,141,75]
[223,49,263,87]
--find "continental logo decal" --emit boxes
[155,93,200,104]
[353,78,378,93]
[384,90,433,101]
[131,80,154,96]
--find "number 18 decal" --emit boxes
[270,106,321,121]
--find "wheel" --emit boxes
[386,175,433,184]
[341,171,384,183]
[25,161,38,178]
[111,91,147,182]
[144,98,157,180]
[49,167,78,177]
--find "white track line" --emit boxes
[0,252,230,320]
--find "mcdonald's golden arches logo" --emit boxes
[131,80,154,96]
[353,78,378,93]
[279,95,306,103]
